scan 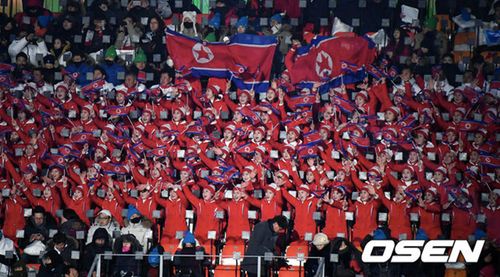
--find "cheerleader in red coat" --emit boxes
[415,188,442,240]
[443,189,477,240]
[482,192,500,245]
[1,185,29,241]
[374,187,412,240]
[153,186,188,244]
[90,181,125,226]
[280,184,318,240]
[217,186,251,244]
[122,184,158,221]
[21,185,61,218]
[351,187,381,247]
[182,184,222,245]
[318,186,349,240]
[244,184,283,221]
[59,178,92,225]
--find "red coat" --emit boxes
[321,201,348,240]
[182,186,222,245]
[378,192,412,240]
[451,205,477,240]
[281,189,318,240]
[483,205,500,245]
[2,195,28,241]
[123,194,158,221]
[417,202,442,240]
[245,194,283,221]
[60,188,92,225]
[352,198,380,246]
[91,190,125,226]
[219,199,250,244]
[155,192,188,243]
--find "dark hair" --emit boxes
[33,206,46,215]
[16,52,28,60]
[62,208,79,220]
[53,232,67,244]
[93,65,106,78]
[273,215,288,229]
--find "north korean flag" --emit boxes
[288,35,376,86]
[166,29,277,93]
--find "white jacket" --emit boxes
[121,223,152,253]
[8,37,49,67]
[0,236,16,275]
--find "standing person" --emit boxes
[241,215,288,277]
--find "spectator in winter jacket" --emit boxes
[112,234,143,277]
[82,227,112,274]
[120,205,153,252]
[8,31,49,67]
[19,206,57,249]
[241,215,288,277]
[46,232,79,267]
[173,231,209,277]
[305,233,333,277]
[37,250,65,277]
[0,230,18,276]
[85,209,120,245]
[64,51,93,86]
[100,45,125,86]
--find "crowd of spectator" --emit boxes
[0,0,499,276]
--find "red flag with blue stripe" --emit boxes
[288,35,376,87]
[166,29,277,93]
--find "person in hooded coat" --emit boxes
[112,234,143,277]
[82,227,112,275]
[37,249,65,277]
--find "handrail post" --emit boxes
[96,254,102,277]
[159,254,164,277]
[257,256,261,277]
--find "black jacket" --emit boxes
[241,220,279,274]
[82,228,112,272]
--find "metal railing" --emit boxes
[87,253,325,277]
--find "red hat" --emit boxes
[286,125,301,136]
[207,85,220,95]
[368,167,382,177]
[385,106,401,116]
[278,169,290,178]
[319,124,332,133]
[74,185,85,193]
[356,90,369,100]
[402,165,415,175]
[426,187,438,197]
[452,107,467,116]
[414,128,429,139]
[202,184,216,194]
[332,185,347,196]
[436,166,448,176]
[224,124,236,132]
[242,165,255,174]
[476,128,488,136]
[172,107,186,117]
[55,83,69,93]
[297,184,311,194]
[445,126,458,134]
[253,126,266,135]
[265,183,279,193]
[238,89,251,98]
[95,144,108,154]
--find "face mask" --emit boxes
[130,217,141,224]
[122,244,131,252]
[73,61,83,66]
[184,22,193,29]
[105,60,114,65]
